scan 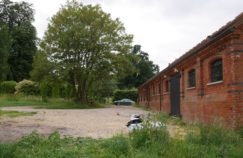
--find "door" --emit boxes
[170,72,181,116]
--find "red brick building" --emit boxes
[138,13,243,128]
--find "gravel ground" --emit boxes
[0,106,148,142]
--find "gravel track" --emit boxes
[0,106,148,142]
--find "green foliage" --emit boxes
[185,125,243,158]
[92,78,117,102]
[0,80,16,94]
[113,89,138,102]
[237,126,243,138]
[0,25,10,81]
[41,0,133,104]
[0,94,103,109]
[0,110,36,117]
[39,80,50,102]
[15,80,39,95]
[39,78,73,101]
[118,45,159,89]
[130,125,169,149]
[31,51,53,82]
[102,135,131,157]
[1,122,242,158]
[0,0,37,82]
[156,112,186,126]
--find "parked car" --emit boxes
[114,98,135,105]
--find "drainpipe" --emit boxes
[159,78,162,111]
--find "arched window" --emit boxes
[188,69,196,87]
[210,59,223,82]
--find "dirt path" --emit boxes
[0,106,148,142]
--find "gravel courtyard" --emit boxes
[0,106,148,142]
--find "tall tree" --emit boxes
[118,45,159,88]
[0,26,10,81]
[40,1,133,103]
[0,0,37,81]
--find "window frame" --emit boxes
[188,69,196,88]
[210,58,223,83]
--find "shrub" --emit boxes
[39,79,72,100]
[113,89,138,102]
[40,81,52,102]
[0,81,17,94]
[15,80,39,95]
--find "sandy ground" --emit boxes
[0,106,148,142]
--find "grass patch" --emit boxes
[0,94,104,109]
[0,123,242,158]
[0,110,36,117]
[155,112,186,126]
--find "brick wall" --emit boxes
[138,17,243,128]
[140,27,243,128]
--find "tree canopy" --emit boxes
[0,0,37,81]
[39,1,133,103]
[118,45,159,89]
[0,26,10,81]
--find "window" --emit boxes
[210,59,223,82]
[165,80,169,92]
[188,69,196,87]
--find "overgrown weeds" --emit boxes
[0,117,242,158]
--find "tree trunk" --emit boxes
[77,80,89,104]
[80,91,88,104]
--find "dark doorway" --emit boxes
[170,72,181,116]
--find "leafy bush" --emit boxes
[39,79,73,100]
[15,80,39,95]
[113,89,138,102]
[0,81,17,94]
[39,81,51,102]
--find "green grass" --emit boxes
[0,110,36,117]
[0,113,242,158]
[156,112,187,126]
[0,123,242,158]
[0,94,104,109]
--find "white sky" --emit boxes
[13,0,243,69]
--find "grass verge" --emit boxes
[0,100,242,157]
[0,94,104,109]
[0,110,36,117]
[0,123,242,158]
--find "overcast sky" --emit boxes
[13,0,243,69]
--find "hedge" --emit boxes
[0,81,17,94]
[113,89,138,102]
